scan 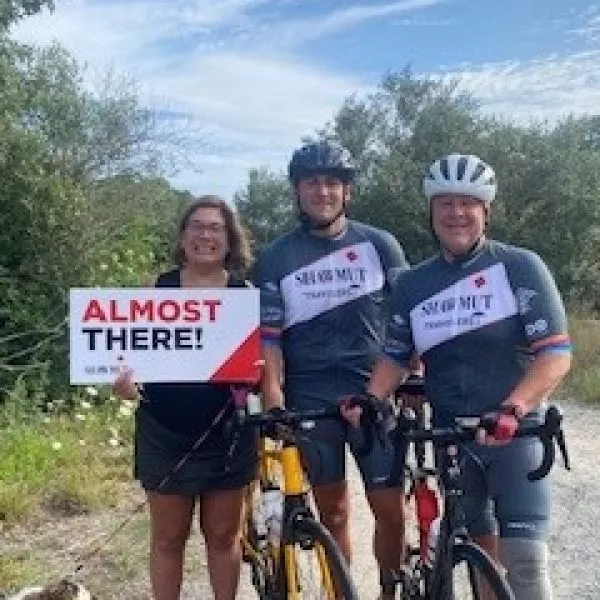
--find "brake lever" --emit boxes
[542,405,570,470]
[526,405,569,480]
[556,428,571,470]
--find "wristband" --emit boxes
[500,404,525,421]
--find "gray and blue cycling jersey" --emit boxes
[385,239,571,426]
[258,221,409,407]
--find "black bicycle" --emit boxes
[356,383,570,600]
[393,396,569,599]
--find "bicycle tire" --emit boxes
[435,541,515,600]
[286,515,359,600]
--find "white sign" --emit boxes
[69,288,260,384]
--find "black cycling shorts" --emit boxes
[296,417,402,491]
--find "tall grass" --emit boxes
[0,388,135,526]
[563,318,600,404]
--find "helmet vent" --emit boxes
[470,161,486,182]
[457,156,468,180]
[439,158,450,180]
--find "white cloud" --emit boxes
[567,12,600,45]
[253,0,447,48]
[146,52,368,198]
[10,0,277,69]
[438,51,600,123]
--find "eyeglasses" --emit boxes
[186,221,227,235]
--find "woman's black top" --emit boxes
[141,268,249,448]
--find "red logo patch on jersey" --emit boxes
[346,250,358,261]
[474,275,486,288]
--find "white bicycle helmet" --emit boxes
[423,154,496,203]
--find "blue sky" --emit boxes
[10,0,600,200]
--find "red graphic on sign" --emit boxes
[210,328,261,383]
[346,250,358,261]
[474,276,486,288]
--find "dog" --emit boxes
[5,579,96,600]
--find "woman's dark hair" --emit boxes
[173,195,253,275]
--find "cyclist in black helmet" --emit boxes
[257,140,415,599]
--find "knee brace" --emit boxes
[499,538,552,600]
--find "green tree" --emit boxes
[329,71,485,263]
[234,167,295,252]
[0,0,53,29]
[237,68,600,305]
[0,23,197,398]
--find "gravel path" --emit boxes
[1,402,598,599]
[238,402,600,599]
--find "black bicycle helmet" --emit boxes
[288,140,357,185]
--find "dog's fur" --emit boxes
[6,579,96,600]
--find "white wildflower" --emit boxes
[85,386,98,397]
[108,438,119,447]
[118,405,133,418]
[80,400,92,410]
[51,441,62,450]
[75,413,86,422]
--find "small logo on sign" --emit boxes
[346,250,358,261]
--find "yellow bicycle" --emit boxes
[236,407,359,600]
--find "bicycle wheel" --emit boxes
[284,515,359,600]
[435,541,515,600]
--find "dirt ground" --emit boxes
[1,401,598,599]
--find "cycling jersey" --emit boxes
[384,239,570,425]
[258,220,409,407]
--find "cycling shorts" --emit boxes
[448,432,551,541]
[296,417,402,491]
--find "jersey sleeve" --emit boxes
[509,249,571,355]
[256,246,285,346]
[375,229,410,289]
[383,271,416,367]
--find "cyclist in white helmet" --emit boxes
[344,153,572,599]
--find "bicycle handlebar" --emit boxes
[234,406,342,438]
[391,404,570,483]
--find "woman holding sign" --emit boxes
[114,195,255,600]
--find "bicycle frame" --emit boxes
[240,408,355,600]
[426,440,484,596]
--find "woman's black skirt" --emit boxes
[134,405,257,495]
